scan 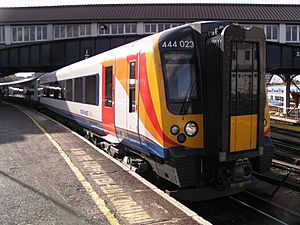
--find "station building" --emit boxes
[0,3,300,48]
[1,3,300,117]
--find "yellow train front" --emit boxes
[140,22,274,201]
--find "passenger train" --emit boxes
[2,22,275,201]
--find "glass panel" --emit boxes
[66,79,73,101]
[111,24,118,34]
[164,24,171,30]
[73,25,79,37]
[30,26,35,41]
[12,27,17,42]
[132,24,137,33]
[286,27,291,42]
[37,26,42,40]
[125,24,131,33]
[74,78,83,103]
[266,26,272,40]
[86,24,91,35]
[54,26,59,39]
[158,24,164,32]
[60,26,65,38]
[118,24,123,34]
[292,26,297,41]
[105,66,113,107]
[130,61,136,79]
[150,24,156,33]
[105,25,110,34]
[0,27,5,42]
[145,24,150,33]
[42,26,47,39]
[129,61,136,113]
[67,25,73,37]
[272,26,278,40]
[230,42,259,115]
[17,27,22,42]
[79,25,85,36]
[85,75,97,105]
[162,52,199,115]
[24,27,29,41]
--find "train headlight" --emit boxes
[185,121,198,137]
[264,119,267,127]
[170,125,180,135]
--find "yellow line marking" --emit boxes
[20,109,120,225]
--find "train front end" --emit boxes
[156,22,273,201]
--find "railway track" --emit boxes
[7,101,300,225]
[271,126,300,165]
[186,190,300,225]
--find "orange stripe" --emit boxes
[139,53,177,146]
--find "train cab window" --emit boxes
[74,78,83,103]
[85,75,98,105]
[162,51,201,115]
[129,61,136,113]
[66,79,73,101]
[105,66,113,107]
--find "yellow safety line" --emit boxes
[20,109,120,225]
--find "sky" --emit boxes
[1,0,300,7]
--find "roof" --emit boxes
[0,4,300,24]
[0,74,41,86]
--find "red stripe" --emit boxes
[139,53,177,146]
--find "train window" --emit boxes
[41,81,64,100]
[162,51,201,115]
[129,61,136,113]
[230,42,259,115]
[74,78,83,103]
[58,81,66,100]
[66,79,73,101]
[85,75,97,105]
[105,66,113,107]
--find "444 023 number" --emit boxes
[161,40,194,48]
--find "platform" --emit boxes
[271,119,300,132]
[0,102,210,225]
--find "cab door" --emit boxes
[126,54,141,148]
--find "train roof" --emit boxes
[0,74,42,87]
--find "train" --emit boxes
[1,21,275,201]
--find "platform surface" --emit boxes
[0,102,210,225]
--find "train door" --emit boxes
[126,54,141,148]
[204,26,265,162]
[102,62,117,141]
[229,42,259,152]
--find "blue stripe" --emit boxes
[42,103,204,159]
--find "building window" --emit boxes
[0,27,5,43]
[286,25,299,42]
[264,25,278,41]
[99,23,137,35]
[53,24,91,39]
[144,23,181,34]
[11,25,47,43]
